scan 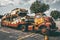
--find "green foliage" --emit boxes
[30,1,49,13]
[50,10,60,20]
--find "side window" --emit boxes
[5,17,10,21]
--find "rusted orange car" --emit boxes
[1,8,58,35]
[1,8,28,29]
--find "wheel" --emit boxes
[17,24,26,31]
[21,25,26,31]
[1,22,4,27]
[39,25,49,35]
[1,23,6,27]
[50,24,58,32]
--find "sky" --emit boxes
[0,0,60,16]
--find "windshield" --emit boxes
[18,12,27,17]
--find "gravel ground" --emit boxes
[0,21,60,40]
[0,27,44,40]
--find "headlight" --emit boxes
[21,17,25,19]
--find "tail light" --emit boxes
[28,25,33,31]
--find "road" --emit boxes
[0,21,60,40]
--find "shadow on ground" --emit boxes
[48,31,60,37]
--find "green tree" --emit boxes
[50,10,60,20]
[30,0,49,14]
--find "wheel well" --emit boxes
[39,25,47,29]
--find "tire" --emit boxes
[50,24,58,32]
[1,22,3,27]
[17,24,26,31]
[39,25,49,35]
[21,25,26,31]
[1,23,5,27]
